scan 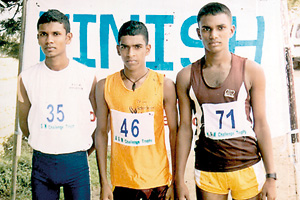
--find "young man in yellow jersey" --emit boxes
[95,20,178,200]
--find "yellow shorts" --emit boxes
[195,161,265,200]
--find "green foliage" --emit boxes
[0,135,32,200]
[0,0,22,58]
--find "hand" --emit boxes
[165,183,175,200]
[261,178,276,200]
[175,182,190,200]
[100,184,113,200]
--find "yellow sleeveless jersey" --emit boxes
[105,69,171,189]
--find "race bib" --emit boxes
[202,101,255,140]
[110,109,155,146]
[38,102,76,132]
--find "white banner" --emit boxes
[22,0,290,138]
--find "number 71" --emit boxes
[215,109,235,129]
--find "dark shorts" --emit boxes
[31,150,90,200]
[113,185,168,200]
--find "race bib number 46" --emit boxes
[110,109,155,146]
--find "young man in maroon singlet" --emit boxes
[175,2,276,200]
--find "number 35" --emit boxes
[47,104,65,122]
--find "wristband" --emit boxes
[266,173,277,180]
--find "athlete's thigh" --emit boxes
[113,187,140,200]
[31,151,60,200]
[196,186,228,200]
[149,185,168,200]
[61,152,91,200]
[230,161,265,199]
[232,192,262,200]
[63,169,90,200]
[63,182,90,200]
[32,176,60,200]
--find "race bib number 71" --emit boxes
[110,109,155,146]
[202,101,255,140]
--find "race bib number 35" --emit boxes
[110,109,155,146]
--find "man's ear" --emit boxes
[230,25,235,38]
[66,32,73,44]
[196,28,202,40]
[146,44,151,56]
[116,45,121,56]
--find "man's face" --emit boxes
[117,35,151,70]
[197,13,235,53]
[37,22,72,59]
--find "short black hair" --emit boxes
[37,9,70,33]
[197,2,232,23]
[118,20,149,45]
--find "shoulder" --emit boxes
[71,60,95,74]
[245,59,263,72]
[106,70,121,82]
[176,64,192,88]
[177,64,191,79]
[245,59,265,77]
[71,60,96,80]
[21,62,43,74]
[150,69,164,78]
[97,71,120,91]
[20,62,44,81]
[244,59,265,89]
[96,78,106,90]
[163,76,175,89]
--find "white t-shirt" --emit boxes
[21,60,96,154]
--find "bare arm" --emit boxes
[174,66,193,200]
[163,77,178,199]
[88,76,97,156]
[95,79,113,200]
[246,60,276,200]
[164,77,178,177]
[18,76,31,138]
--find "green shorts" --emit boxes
[195,160,265,200]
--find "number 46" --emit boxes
[120,118,140,137]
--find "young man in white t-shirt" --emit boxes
[18,9,96,199]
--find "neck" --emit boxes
[123,66,148,81]
[122,67,149,91]
[204,50,231,68]
[45,56,69,71]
